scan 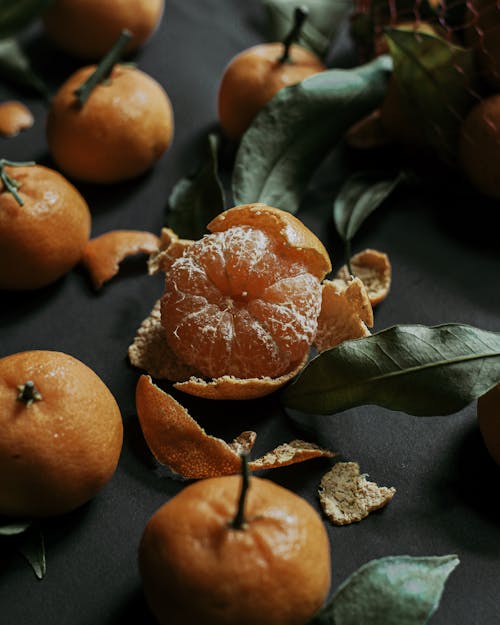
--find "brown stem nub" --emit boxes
[17,381,42,406]
[0,159,36,206]
[279,5,309,64]
[231,453,250,530]
[74,29,132,107]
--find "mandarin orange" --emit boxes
[217,8,325,140]
[0,162,91,290]
[47,63,173,184]
[139,463,331,625]
[0,350,123,517]
[42,0,164,60]
[160,204,331,381]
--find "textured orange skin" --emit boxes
[0,165,91,290]
[459,95,500,199]
[0,351,123,517]
[139,475,331,625]
[42,0,164,60]
[218,43,326,140]
[478,383,500,465]
[47,65,174,184]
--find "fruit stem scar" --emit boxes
[0,159,36,206]
[278,5,309,64]
[17,381,43,406]
[74,29,132,107]
[231,453,250,530]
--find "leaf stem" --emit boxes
[17,381,43,406]
[74,29,132,106]
[278,6,309,64]
[0,159,36,206]
[230,453,250,530]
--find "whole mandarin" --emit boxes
[42,0,164,60]
[47,64,174,183]
[0,163,91,290]
[218,42,325,140]
[139,473,331,625]
[477,383,500,465]
[0,350,123,517]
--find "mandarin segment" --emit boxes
[82,229,160,289]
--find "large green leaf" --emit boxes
[310,555,459,625]
[0,38,49,97]
[0,0,53,39]
[166,133,225,240]
[263,0,353,58]
[0,519,31,536]
[232,54,392,214]
[385,26,476,161]
[282,324,500,415]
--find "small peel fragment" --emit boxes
[148,227,193,275]
[314,277,373,353]
[0,101,34,137]
[136,375,334,479]
[336,249,391,307]
[82,230,160,289]
[319,462,396,526]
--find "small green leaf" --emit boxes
[18,523,46,580]
[232,55,392,214]
[282,324,500,415]
[263,0,353,58]
[0,518,31,536]
[385,27,476,161]
[310,555,459,625]
[166,133,225,240]
[0,38,49,97]
[334,170,405,243]
[0,0,53,39]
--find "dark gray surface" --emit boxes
[1,2,499,624]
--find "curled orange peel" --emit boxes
[82,229,160,289]
[136,375,334,479]
[314,277,373,353]
[336,249,391,307]
[147,227,193,275]
[0,101,34,138]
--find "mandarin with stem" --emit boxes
[0,350,123,517]
[139,455,331,625]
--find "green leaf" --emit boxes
[0,38,49,97]
[334,170,405,243]
[282,324,500,415]
[166,133,225,240]
[309,555,459,625]
[385,26,476,161]
[18,523,46,580]
[232,55,392,215]
[0,0,53,39]
[0,519,31,536]
[262,0,353,58]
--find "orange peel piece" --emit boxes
[314,277,373,353]
[208,203,332,280]
[147,227,193,275]
[82,230,160,289]
[319,462,396,526]
[136,375,334,478]
[0,101,34,137]
[336,249,391,307]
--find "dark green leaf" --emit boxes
[333,170,405,243]
[0,38,49,97]
[18,523,46,580]
[263,0,353,58]
[310,555,459,625]
[0,519,31,536]
[282,324,500,415]
[167,133,225,240]
[232,55,392,214]
[0,0,53,39]
[385,26,476,161]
